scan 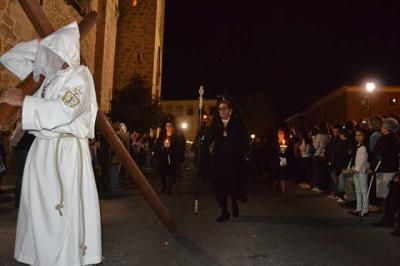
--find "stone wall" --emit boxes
[0,0,98,90]
[114,0,165,97]
[42,0,98,72]
[94,0,119,113]
[0,0,37,92]
[0,0,121,114]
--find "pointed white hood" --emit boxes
[0,21,81,82]
[33,21,81,81]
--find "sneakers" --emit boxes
[336,198,346,204]
[327,194,338,200]
[312,187,323,193]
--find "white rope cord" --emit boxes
[55,134,87,259]
[55,136,65,216]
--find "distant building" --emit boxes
[161,99,217,141]
[286,85,400,131]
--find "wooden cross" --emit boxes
[0,0,178,235]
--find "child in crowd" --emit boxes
[349,129,370,216]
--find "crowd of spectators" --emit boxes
[281,115,400,237]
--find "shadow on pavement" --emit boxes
[175,234,222,266]
[233,215,375,228]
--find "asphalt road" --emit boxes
[1,167,400,266]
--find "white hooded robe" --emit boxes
[0,22,102,266]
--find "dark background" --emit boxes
[161,0,400,120]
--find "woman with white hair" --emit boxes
[372,118,400,228]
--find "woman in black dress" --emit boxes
[205,96,248,222]
[155,119,185,195]
[271,129,291,199]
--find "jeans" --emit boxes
[338,172,345,193]
[353,172,368,212]
[110,164,121,191]
[328,169,339,194]
[376,172,396,199]
[338,173,356,201]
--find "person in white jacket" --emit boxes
[350,129,370,216]
[0,22,102,266]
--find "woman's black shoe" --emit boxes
[216,213,230,223]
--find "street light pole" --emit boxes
[194,85,204,214]
[365,82,376,117]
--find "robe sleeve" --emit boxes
[0,39,38,81]
[22,69,90,132]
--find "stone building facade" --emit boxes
[114,0,165,97]
[0,0,165,114]
[0,0,121,114]
[94,0,119,113]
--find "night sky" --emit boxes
[161,0,400,120]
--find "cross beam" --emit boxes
[0,0,178,235]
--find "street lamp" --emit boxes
[366,82,376,93]
[365,82,376,116]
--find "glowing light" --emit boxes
[131,0,138,7]
[365,82,376,93]
[181,122,188,130]
[250,134,256,139]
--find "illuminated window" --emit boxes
[389,97,398,108]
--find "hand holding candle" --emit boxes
[279,139,288,153]
[164,138,170,148]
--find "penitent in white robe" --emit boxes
[0,22,102,266]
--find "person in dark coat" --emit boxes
[271,129,291,199]
[204,95,248,222]
[372,118,400,230]
[155,118,186,195]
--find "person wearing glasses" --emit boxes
[203,95,248,222]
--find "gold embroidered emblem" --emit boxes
[62,88,82,108]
